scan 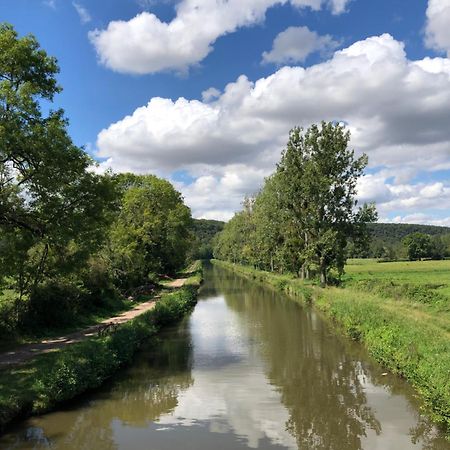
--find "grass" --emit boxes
[0,263,203,432]
[212,259,450,435]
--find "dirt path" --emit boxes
[0,277,187,369]
[166,277,187,288]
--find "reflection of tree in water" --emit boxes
[4,321,194,450]
[221,274,381,450]
[110,322,194,426]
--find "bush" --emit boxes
[23,279,89,330]
[81,257,119,308]
[153,288,197,326]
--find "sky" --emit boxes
[2,0,450,223]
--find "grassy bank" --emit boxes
[212,259,450,434]
[0,265,203,433]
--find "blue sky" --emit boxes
[2,0,450,223]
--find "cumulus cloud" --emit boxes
[262,26,339,64]
[425,0,450,57]
[96,34,450,220]
[73,2,91,24]
[89,0,351,74]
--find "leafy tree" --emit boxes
[403,233,432,261]
[0,23,116,300]
[188,219,224,260]
[214,122,377,285]
[276,123,377,285]
[108,174,192,289]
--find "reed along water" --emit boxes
[1,263,449,449]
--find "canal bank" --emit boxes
[0,263,203,433]
[212,259,450,437]
[1,262,448,449]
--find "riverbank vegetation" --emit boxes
[0,25,196,347]
[212,258,450,434]
[0,267,202,432]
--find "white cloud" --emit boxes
[425,0,450,57]
[202,87,221,102]
[262,26,339,64]
[43,0,56,9]
[96,34,450,221]
[387,214,450,228]
[73,2,91,24]
[89,0,352,74]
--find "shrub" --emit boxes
[23,280,89,330]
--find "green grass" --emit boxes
[345,258,450,284]
[213,259,450,435]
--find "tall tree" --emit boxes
[276,122,377,285]
[402,232,432,261]
[0,23,116,298]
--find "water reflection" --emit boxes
[1,264,449,449]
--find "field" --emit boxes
[345,258,450,292]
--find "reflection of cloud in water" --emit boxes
[157,363,296,449]
[190,297,248,369]
[154,296,297,449]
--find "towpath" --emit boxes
[0,277,187,368]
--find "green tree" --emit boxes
[0,23,116,300]
[276,122,377,285]
[108,174,192,289]
[403,232,432,261]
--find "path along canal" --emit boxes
[1,263,449,449]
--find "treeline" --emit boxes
[350,223,450,260]
[0,25,193,337]
[189,219,224,260]
[214,123,377,285]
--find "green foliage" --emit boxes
[107,174,192,289]
[403,232,433,261]
[24,279,88,329]
[0,23,117,303]
[350,223,450,259]
[189,219,224,260]
[214,123,377,285]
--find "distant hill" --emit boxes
[357,223,450,259]
[190,219,225,259]
[368,223,450,243]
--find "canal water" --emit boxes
[1,263,449,449]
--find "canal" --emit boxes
[1,263,449,449]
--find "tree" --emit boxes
[0,23,116,299]
[108,174,192,289]
[403,233,432,261]
[276,122,377,285]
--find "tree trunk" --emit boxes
[319,258,327,287]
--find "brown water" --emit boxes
[1,263,449,449]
